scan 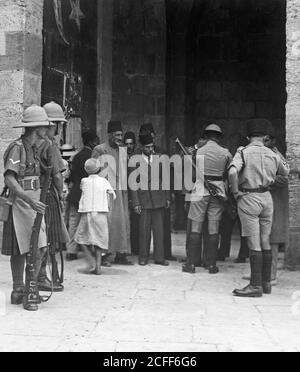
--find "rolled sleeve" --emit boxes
[229,150,244,173]
[4,145,21,176]
[277,158,290,178]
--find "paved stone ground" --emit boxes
[0,233,299,352]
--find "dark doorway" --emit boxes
[41,0,98,146]
[166,0,287,230]
[166,0,287,154]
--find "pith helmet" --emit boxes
[247,119,272,137]
[14,105,50,128]
[61,144,77,158]
[204,124,223,136]
[43,101,67,123]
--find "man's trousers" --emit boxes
[139,208,165,263]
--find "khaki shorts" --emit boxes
[238,192,273,237]
[188,195,224,223]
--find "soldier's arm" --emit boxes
[228,167,239,196]
[49,144,64,198]
[271,174,288,190]
[5,171,46,214]
[228,150,244,198]
[276,155,290,177]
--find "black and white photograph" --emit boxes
[0,0,299,354]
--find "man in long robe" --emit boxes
[92,121,133,265]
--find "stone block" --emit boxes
[24,33,43,75]
[244,82,269,101]
[255,102,273,117]
[121,94,144,115]
[23,71,41,106]
[229,101,255,118]
[197,101,228,119]
[144,95,156,116]
[222,81,244,101]
[157,96,166,115]
[0,103,23,139]
[0,71,24,104]
[197,81,222,101]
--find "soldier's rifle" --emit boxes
[25,146,54,307]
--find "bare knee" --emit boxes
[246,236,261,251]
[208,221,220,235]
[191,220,203,234]
[261,234,271,251]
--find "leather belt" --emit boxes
[205,176,224,181]
[19,178,41,191]
[239,187,269,194]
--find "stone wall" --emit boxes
[165,0,194,153]
[286,0,300,270]
[111,0,166,147]
[0,0,43,243]
[0,0,44,187]
[97,0,114,142]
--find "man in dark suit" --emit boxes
[138,123,175,261]
[124,132,139,256]
[66,130,99,261]
[130,133,171,266]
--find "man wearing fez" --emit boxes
[130,133,171,266]
[124,132,140,256]
[92,121,133,265]
[138,123,175,262]
[124,131,136,157]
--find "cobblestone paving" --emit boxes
[0,234,299,352]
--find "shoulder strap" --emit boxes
[240,148,246,172]
[4,139,27,178]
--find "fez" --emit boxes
[124,131,136,143]
[140,123,155,135]
[140,133,154,146]
[108,121,123,134]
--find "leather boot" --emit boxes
[182,232,200,274]
[10,255,25,305]
[262,250,273,294]
[208,234,219,274]
[233,250,263,298]
[11,287,25,305]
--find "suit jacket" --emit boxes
[67,147,92,204]
[130,154,170,210]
